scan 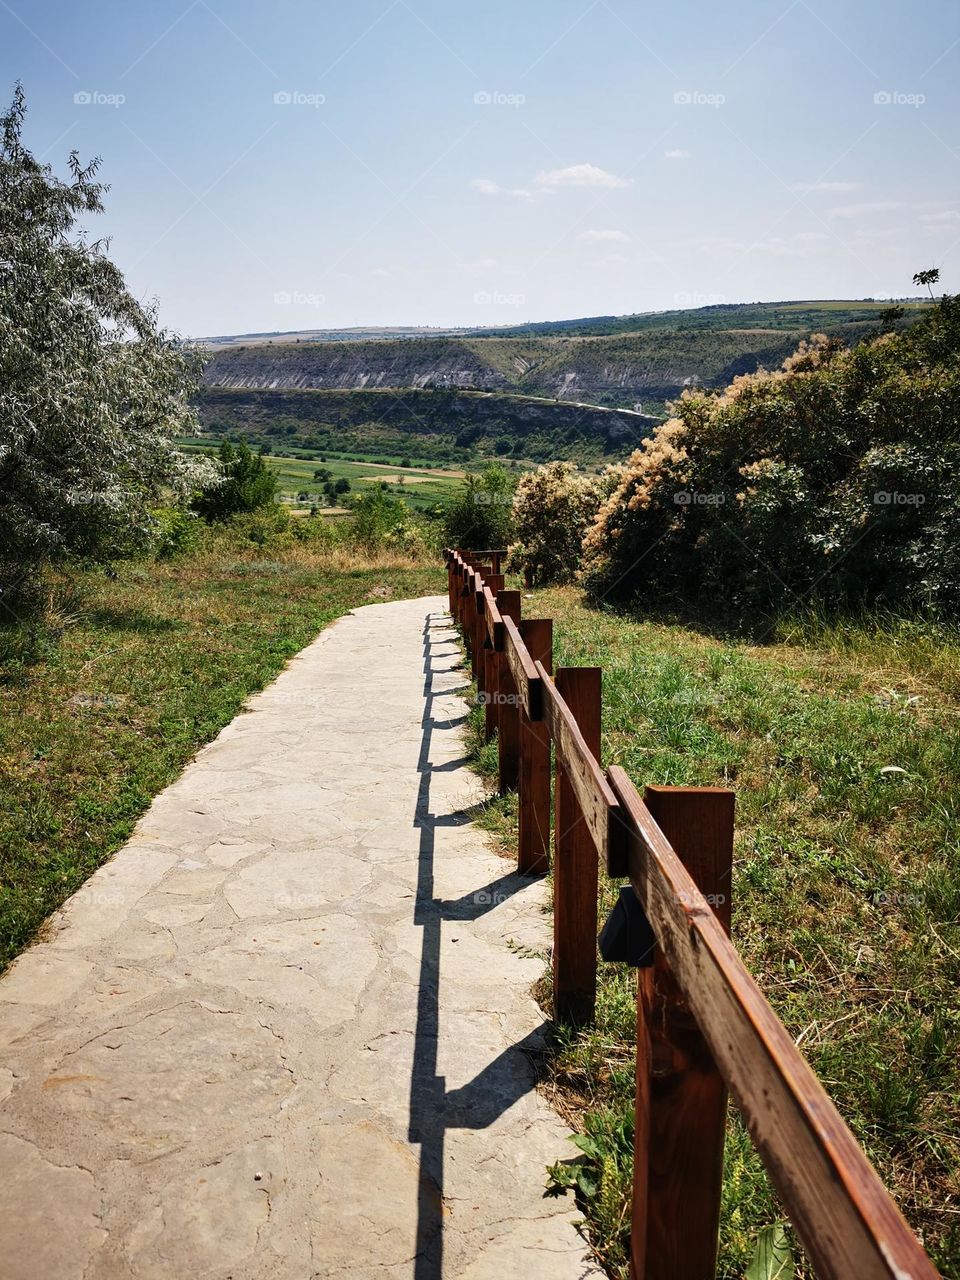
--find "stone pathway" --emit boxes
[0,597,598,1280]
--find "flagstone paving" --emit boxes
[0,596,599,1280]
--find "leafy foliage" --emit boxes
[0,88,212,607]
[191,440,277,522]
[508,461,610,584]
[583,295,960,615]
[443,464,515,549]
[746,1225,795,1280]
[546,1109,634,1273]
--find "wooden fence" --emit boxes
[445,547,940,1280]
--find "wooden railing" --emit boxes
[444,548,940,1280]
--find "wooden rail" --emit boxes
[444,547,940,1280]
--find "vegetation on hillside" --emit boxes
[583,289,960,615]
[198,300,930,464]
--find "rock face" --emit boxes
[0,598,600,1280]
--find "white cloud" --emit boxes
[577,228,631,243]
[919,209,960,224]
[792,180,861,193]
[664,149,692,160]
[829,200,902,219]
[470,177,533,201]
[535,163,631,189]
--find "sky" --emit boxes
[3,0,959,336]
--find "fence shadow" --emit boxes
[408,613,548,1279]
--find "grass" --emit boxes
[0,541,443,971]
[461,586,960,1278]
[177,441,467,514]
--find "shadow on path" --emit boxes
[408,614,548,1278]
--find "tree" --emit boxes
[191,441,278,522]
[443,464,515,549]
[334,477,351,496]
[913,267,940,300]
[508,461,605,585]
[313,466,332,483]
[0,87,212,608]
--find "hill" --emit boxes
[197,300,929,461]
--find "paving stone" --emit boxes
[0,597,599,1278]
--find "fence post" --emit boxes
[518,619,552,874]
[482,574,505,741]
[631,786,734,1280]
[553,666,602,1025]
[494,590,522,792]
[470,565,492,681]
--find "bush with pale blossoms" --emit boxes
[582,296,960,613]
[507,461,606,585]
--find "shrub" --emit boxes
[443,464,515,550]
[351,488,410,549]
[583,295,960,615]
[192,441,277,522]
[507,461,605,585]
[152,507,202,560]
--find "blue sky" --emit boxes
[3,0,959,335]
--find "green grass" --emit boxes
[177,441,467,514]
[462,586,960,1278]
[0,546,443,971]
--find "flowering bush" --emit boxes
[508,461,606,585]
[582,295,960,614]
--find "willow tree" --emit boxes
[0,87,214,610]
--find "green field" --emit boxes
[263,452,467,513]
[178,440,473,514]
